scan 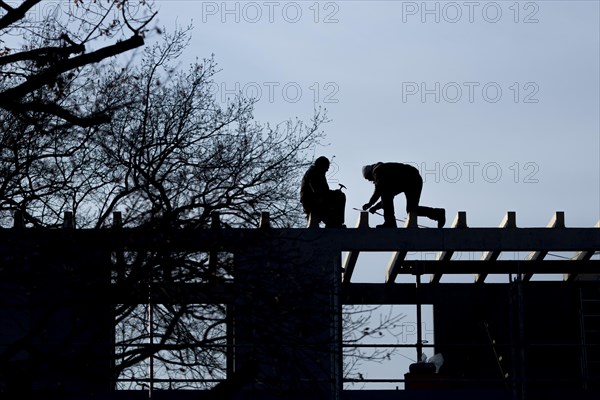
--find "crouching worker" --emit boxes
[300,156,346,228]
[361,162,445,228]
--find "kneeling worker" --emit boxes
[361,161,445,228]
[300,156,346,228]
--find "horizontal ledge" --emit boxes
[342,282,600,305]
[384,260,600,275]
[108,278,600,304]
[1,227,600,252]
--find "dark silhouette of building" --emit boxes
[1,210,599,399]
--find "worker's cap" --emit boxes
[362,164,373,179]
[315,156,330,169]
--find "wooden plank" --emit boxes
[431,212,467,283]
[259,211,270,228]
[522,211,564,281]
[63,211,74,229]
[342,211,369,284]
[385,214,416,284]
[564,219,600,281]
[385,249,408,284]
[398,260,600,275]
[2,225,600,254]
[12,210,24,228]
[476,211,516,284]
[109,258,600,305]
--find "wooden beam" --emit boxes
[397,260,600,275]
[259,211,270,228]
[63,211,74,229]
[12,210,24,228]
[385,250,408,284]
[342,281,600,305]
[2,225,600,254]
[342,212,369,284]
[431,211,467,283]
[522,211,564,281]
[476,211,517,284]
[565,219,600,281]
[385,215,416,284]
[111,259,600,305]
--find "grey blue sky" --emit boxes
[151,0,599,233]
[5,0,596,388]
[150,1,600,385]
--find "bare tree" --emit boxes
[342,305,408,387]
[0,0,157,126]
[0,0,158,227]
[0,13,406,393]
[97,29,331,390]
[90,27,328,230]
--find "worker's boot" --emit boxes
[377,219,397,228]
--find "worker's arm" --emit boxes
[362,186,381,211]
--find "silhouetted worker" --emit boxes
[300,156,346,228]
[361,162,445,228]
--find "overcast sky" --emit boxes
[147,0,600,385]
[2,0,594,389]
[150,1,599,231]
[146,0,600,384]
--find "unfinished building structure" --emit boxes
[1,210,599,399]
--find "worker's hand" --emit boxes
[362,203,371,211]
[369,203,382,214]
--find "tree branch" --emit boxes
[0,34,144,103]
[0,43,85,66]
[0,0,40,31]
[8,100,111,127]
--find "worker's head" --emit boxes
[314,156,330,172]
[362,164,374,181]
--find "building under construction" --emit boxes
[1,210,599,399]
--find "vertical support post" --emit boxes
[516,271,526,400]
[259,212,270,228]
[63,211,74,229]
[113,212,125,282]
[510,264,526,400]
[211,211,221,229]
[577,288,589,390]
[226,304,235,382]
[209,212,220,278]
[112,211,122,228]
[13,210,24,228]
[415,262,423,361]
[148,299,154,399]
[332,250,343,400]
